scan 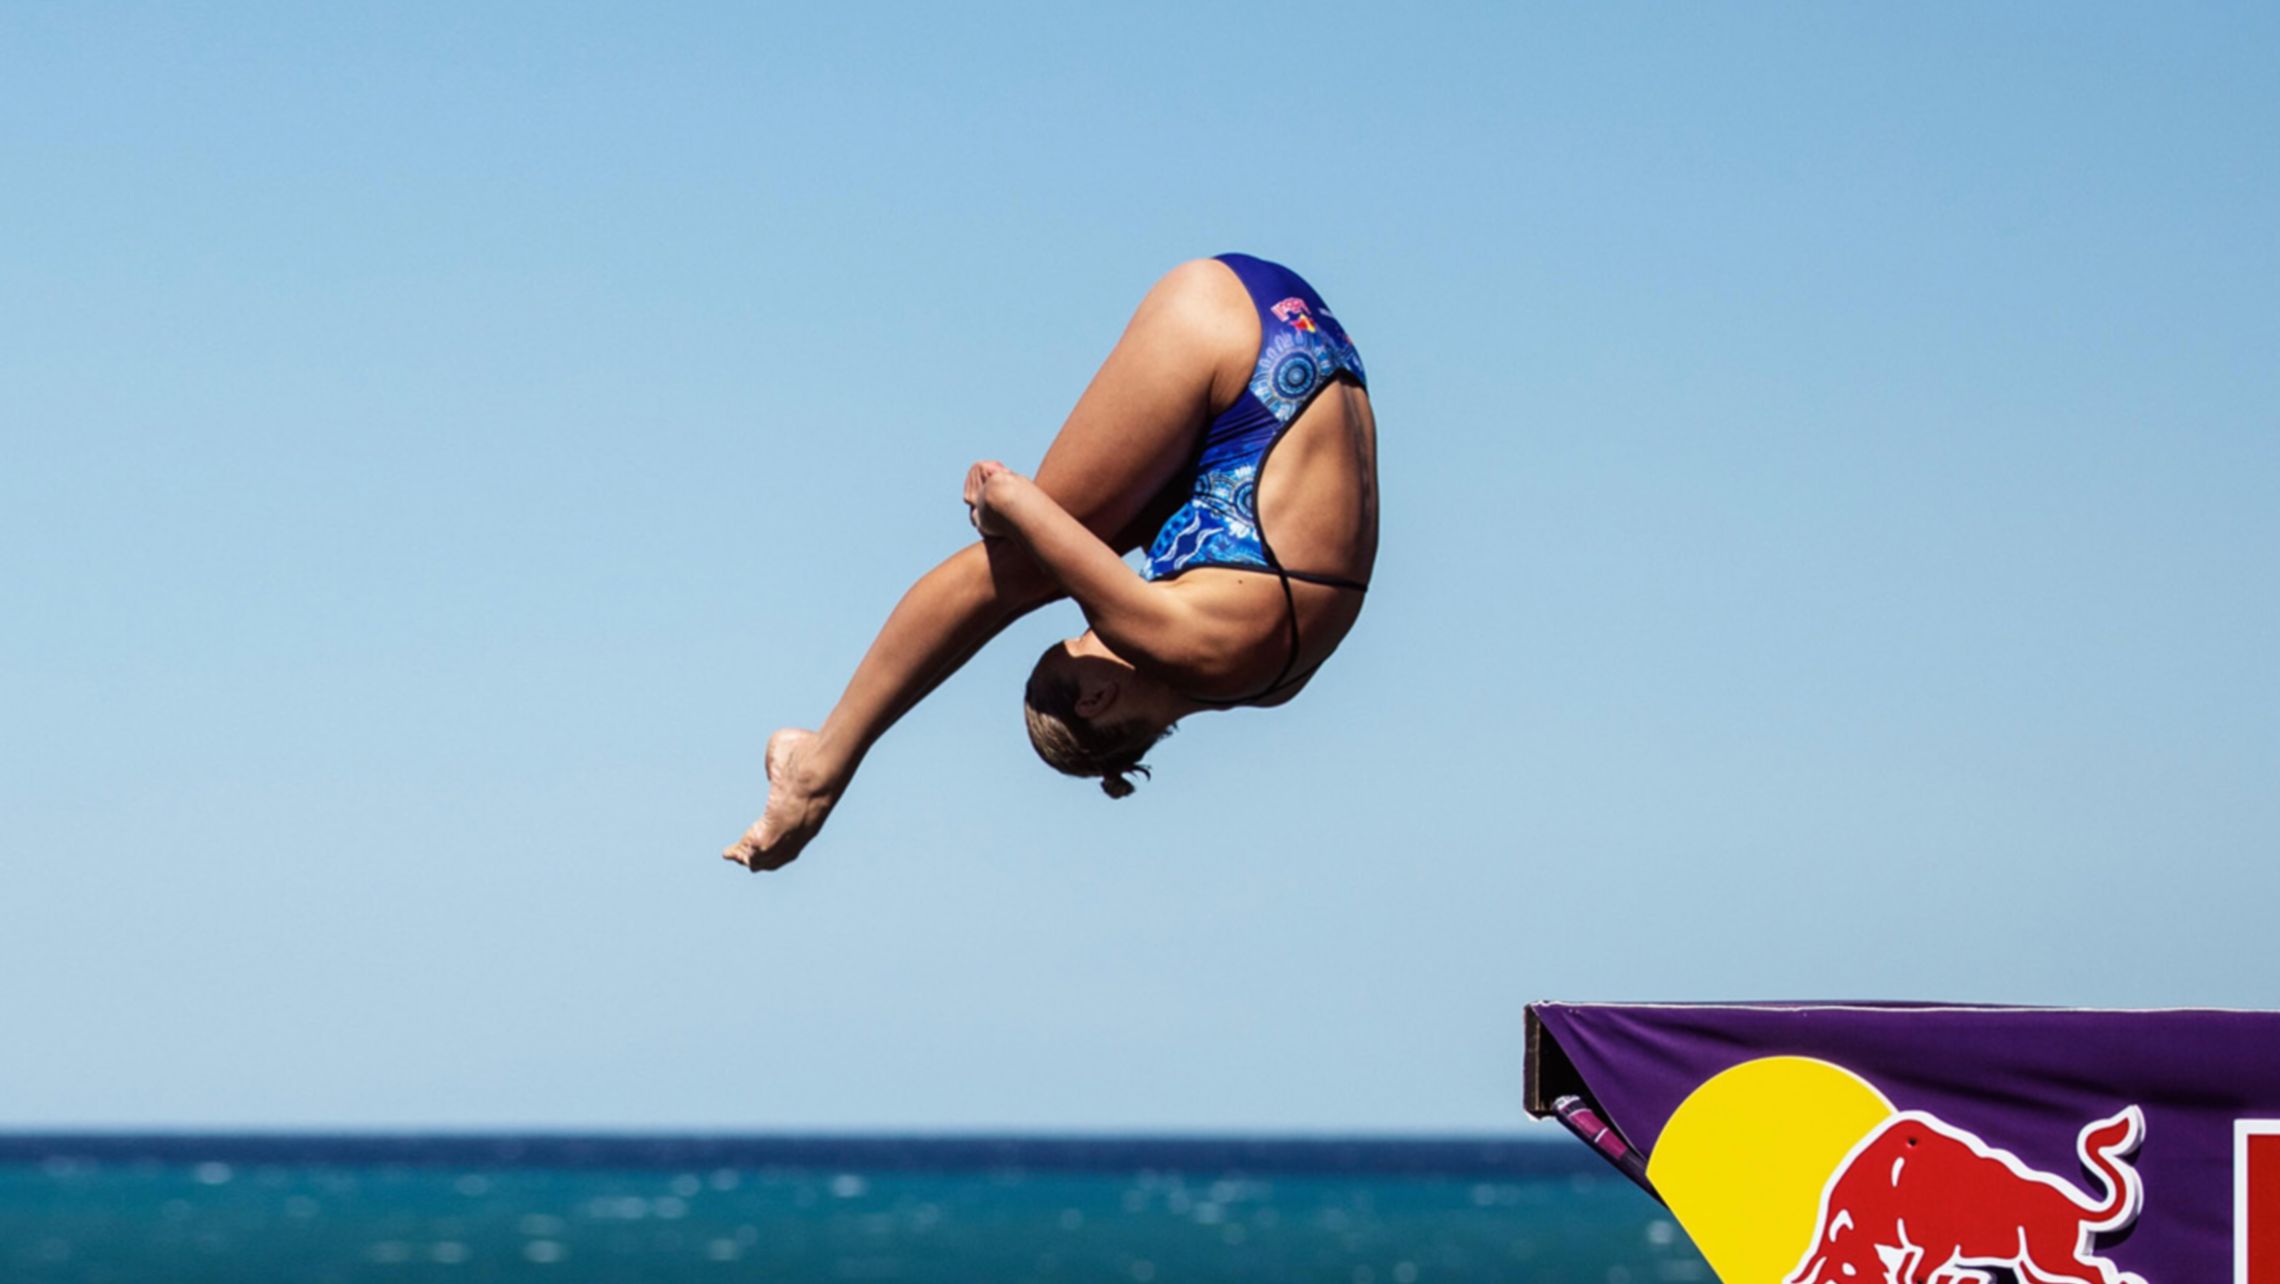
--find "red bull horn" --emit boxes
[1786,1105,2147,1284]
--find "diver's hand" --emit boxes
[963,460,1018,537]
[723,728,835,872]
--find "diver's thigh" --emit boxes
[1106,475,1192,556]
[1031,259,1257,540]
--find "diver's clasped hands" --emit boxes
[962,459,1030,539]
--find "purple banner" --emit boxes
[1525,1002,2280,1284]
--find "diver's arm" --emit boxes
[970,466,1200,668]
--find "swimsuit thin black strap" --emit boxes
[1185,565,1369,707]
[1279,568,1371,593]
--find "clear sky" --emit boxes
[4,4,2275,1132]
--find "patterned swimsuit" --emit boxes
[1140,253,1370,702]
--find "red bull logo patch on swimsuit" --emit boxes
[1271,296,1318,332]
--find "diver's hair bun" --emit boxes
[1099,765,1151,800]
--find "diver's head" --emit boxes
[1023,635,1177,799]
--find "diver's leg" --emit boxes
[726,260,1256,869]
[1027,257,1257,547]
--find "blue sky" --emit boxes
[3,4,2274,1131]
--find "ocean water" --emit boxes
[0,1136,1707,1283]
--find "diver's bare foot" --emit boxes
[723,728,833,872]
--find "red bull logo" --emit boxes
[1524,1002,2280,1284]
[1640,1057,2159,1284]
[1271,297,1318,332]
[1787,1106,2146,1284]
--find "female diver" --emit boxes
[724,253,1376,870]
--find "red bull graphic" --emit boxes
[1787,1106,2146,1284]
[1523,1003,2280,1284]
[1271,296,1318,332]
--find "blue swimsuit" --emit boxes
[1141,253,1369,701]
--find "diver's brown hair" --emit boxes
[1023,644,1172,798]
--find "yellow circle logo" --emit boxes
[1645,1056,1896,1283]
